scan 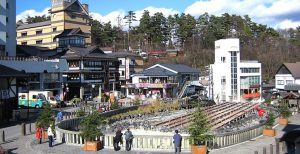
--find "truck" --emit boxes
[18,91,59,108]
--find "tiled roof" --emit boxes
[54,28,87,39]
[0,64,27,77]
[62,46,116,59]
[283,62,300,78]
[17,21,51,30]
[142,66,177,76]
[107,52,142,59]
[159,64,199,74]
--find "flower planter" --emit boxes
[83,141,102,152]
[42,130,48,139]
[263,128,276,137]
[191,145,207,154]
[279,118,288,125]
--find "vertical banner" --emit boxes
[125,58,130,80]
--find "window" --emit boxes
[121,71,125,76]
[221,57,226,63]
[21,32,27,37]
[221,76,226,84]
[6,17,8,23]
[36,30,42,35]
[32,95,37,99]
[286,80,294,85]
[277,80,284,85]
[21,42,27,45]
[36,40,43,44]
[6,2,9,9]
[53,27,57,32]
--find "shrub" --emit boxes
[188,104,213,145]
[265,112,275,129]
[278,105,292,119]
[76,107,86,117]
[36,103,55,129]
[79,110,106,141]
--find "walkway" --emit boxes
[1,113,299,154]
[210,113,300,154]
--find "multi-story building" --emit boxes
[0,57,68,99]
[210,38,261,103]
[16,0,91,49]
[129,64,199,99]
[0,0,16,56]
[62,46,119,99]
[275,62,300,92]
[107,52,144,95]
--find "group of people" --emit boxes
[35,124,55,147]
[35,111,63,147]
[113,128,183,153]
[113,128,134,151]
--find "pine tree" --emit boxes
[188,105,213,145]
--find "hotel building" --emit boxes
[16,0,91,49]
[210,38,262,103]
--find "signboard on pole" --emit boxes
[125,58,130,80]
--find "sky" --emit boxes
[16,0,300,30]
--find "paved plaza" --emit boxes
[1,113,299,154]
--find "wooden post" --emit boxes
[29,123,32,134]
[21,123,26,136]
[270,144,273,154]
[0,130,5,143]
[275,138,280,154]
[263,147,266,154]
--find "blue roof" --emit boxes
[159,64,199,74]
[142,66,176,76]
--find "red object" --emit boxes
[35,127,42,139]
[258,110,265,117]
[242,93,261,99]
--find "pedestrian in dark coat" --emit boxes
[173,130,182,153]
[113,129,123,151]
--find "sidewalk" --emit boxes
[2,113,299,154]
[210,113,300,154]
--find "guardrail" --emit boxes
[55,107,274,150]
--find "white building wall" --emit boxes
[0,0,16,56]
[211,38,261,103]
[275,74,295,90]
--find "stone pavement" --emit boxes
[2,113,299,154]
[210,113,300,154]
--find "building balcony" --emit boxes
[242,92,261,99]
[135,83,177,89]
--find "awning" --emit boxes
[284,84,300,91]
[0,64,28,77]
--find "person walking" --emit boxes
[113,129,123,151]
[173,130,182,153]
[47,125,54,147]
[35,127,42,144]
[56,110,63,123]
[124,128,134,151]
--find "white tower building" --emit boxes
[210,38,261,103]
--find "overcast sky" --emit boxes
[16,0,300,29]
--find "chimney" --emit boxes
[82,4,89,13]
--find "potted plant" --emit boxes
[76,107,86,117]
[80,109,106,151]
[263,112,276,137]
[36,103,55,139]
[278,105,291,125]
[188,104,213,154]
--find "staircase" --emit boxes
[177,81,191,98]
